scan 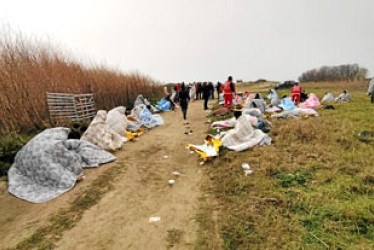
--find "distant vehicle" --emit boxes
[275,80,297,90]
[255,79,267,83]
[237,79,243,82]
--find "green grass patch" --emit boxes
[198,81,374,249]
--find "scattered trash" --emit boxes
[358,131,374,142]
[149,216,161,223]
[172,171,181,176]
[199,161,205,166]
[244,169,253,176]
[163,155,169,159]
[242,163,253,176]
[241,163,250,170]
[358,131,374,138]
[168,179,175,185]
[187,135,222,162]
[190,151,194,154]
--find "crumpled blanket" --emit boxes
[81,110,123,151]
[242,108,262,117]
[252,99,266,114]
[157,98,172,111]
[106,106,128,136]
[299,93,323,109]
[134,94,148,107]
[272,108,319,119]
[220,115,271,152]
[267,89,281,106]
[279,97,295,111]
[131,104,164,128]
[211,117,237,129]
[335,92,351,102]
[265,106,282,113]
[321,93,335,102]
[8,128,116,203]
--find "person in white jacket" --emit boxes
[368,77,374,103]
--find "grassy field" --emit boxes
[199,81,374,249]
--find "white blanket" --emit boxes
[81,110,123,151]
[107,106,128,136]
[221,115,270,152]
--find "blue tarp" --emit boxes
[157,98,171,111]
[279,97,295,111]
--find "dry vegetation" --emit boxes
[199,80,374,249]
[0,28,164,135]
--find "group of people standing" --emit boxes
[173,76,237,120]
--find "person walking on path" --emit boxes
[291,82,302,104]
[202,82,210,110]
[179,83,190,120]
[368,77,374,103]
[216,82,221,99]
[223,76,235,109]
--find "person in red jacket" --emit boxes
[223,76,235,108]
[291,82,302,104]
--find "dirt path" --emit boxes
[0,100,212,249]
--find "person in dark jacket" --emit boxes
[216,82,221,99]
[202,82,210,110]
[179,83,190,120]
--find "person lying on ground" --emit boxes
[335,90,351,102]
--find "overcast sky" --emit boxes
[1,0,373,83]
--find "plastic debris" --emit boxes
[199,162,205,166]
[163,155,169,159]
[242,163,253,176]
[187,135,222,162]
[168,179,175,185]
[149,217,161,223]
[172,171,181,176]
[244,169,253,176]
[242,163,250,170]
[190,151,194,154]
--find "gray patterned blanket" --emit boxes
[8,128,116,203]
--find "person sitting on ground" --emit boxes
[368,77,374,103]
[279,95,295,111]
[165,94,176,110]
[335,89,351,102]
[252,93,266,114]
[300,89,308,103]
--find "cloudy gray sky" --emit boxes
[1,0,373,82]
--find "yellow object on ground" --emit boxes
[187,136,222,162]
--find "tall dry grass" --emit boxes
[0,28,164,135]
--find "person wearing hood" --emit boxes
[179,83,190,120]
[335,90,351,102]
